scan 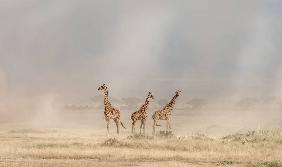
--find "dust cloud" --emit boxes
[0,0,282,135]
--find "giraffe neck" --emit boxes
[140,97,150,112]
[103,90,112,111]
[163,94,179,111]
[144,97,150,109]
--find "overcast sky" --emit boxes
[0,0,282,101]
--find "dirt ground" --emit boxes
[0,128,281,167]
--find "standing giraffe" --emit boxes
[98,84,126,136]
[152,90,181,135]
[131,92,154,134]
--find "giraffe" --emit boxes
[131,92,154,134]
[152,90,181,135]
[98,84,126,136]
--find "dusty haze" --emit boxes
[0,0,282,135]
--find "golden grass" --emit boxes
[0,128,281,167]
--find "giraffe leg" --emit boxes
[142,119,146,134]
[167,119,172,132]
[166,119,169,133]
[139,121,143,134]
[114,119,120,135]
[106,119,110,137]
[153,119,157,136]
[132,121,136,134]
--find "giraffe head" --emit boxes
[98,84,108,95]
[147,92,154,100]
[175,90,181,96]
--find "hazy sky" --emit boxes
[0,0,282,100]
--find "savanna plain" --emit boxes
[0,127,281,167]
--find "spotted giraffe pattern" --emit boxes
[98,84,125,135]
[152,90,181,135]
[131,92,154,134]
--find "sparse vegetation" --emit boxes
[247,161,282,167]
[0,128,281,166]
[221,130,282,143]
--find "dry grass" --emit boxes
[0,128,281,167]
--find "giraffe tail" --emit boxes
[120,121,126,129]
